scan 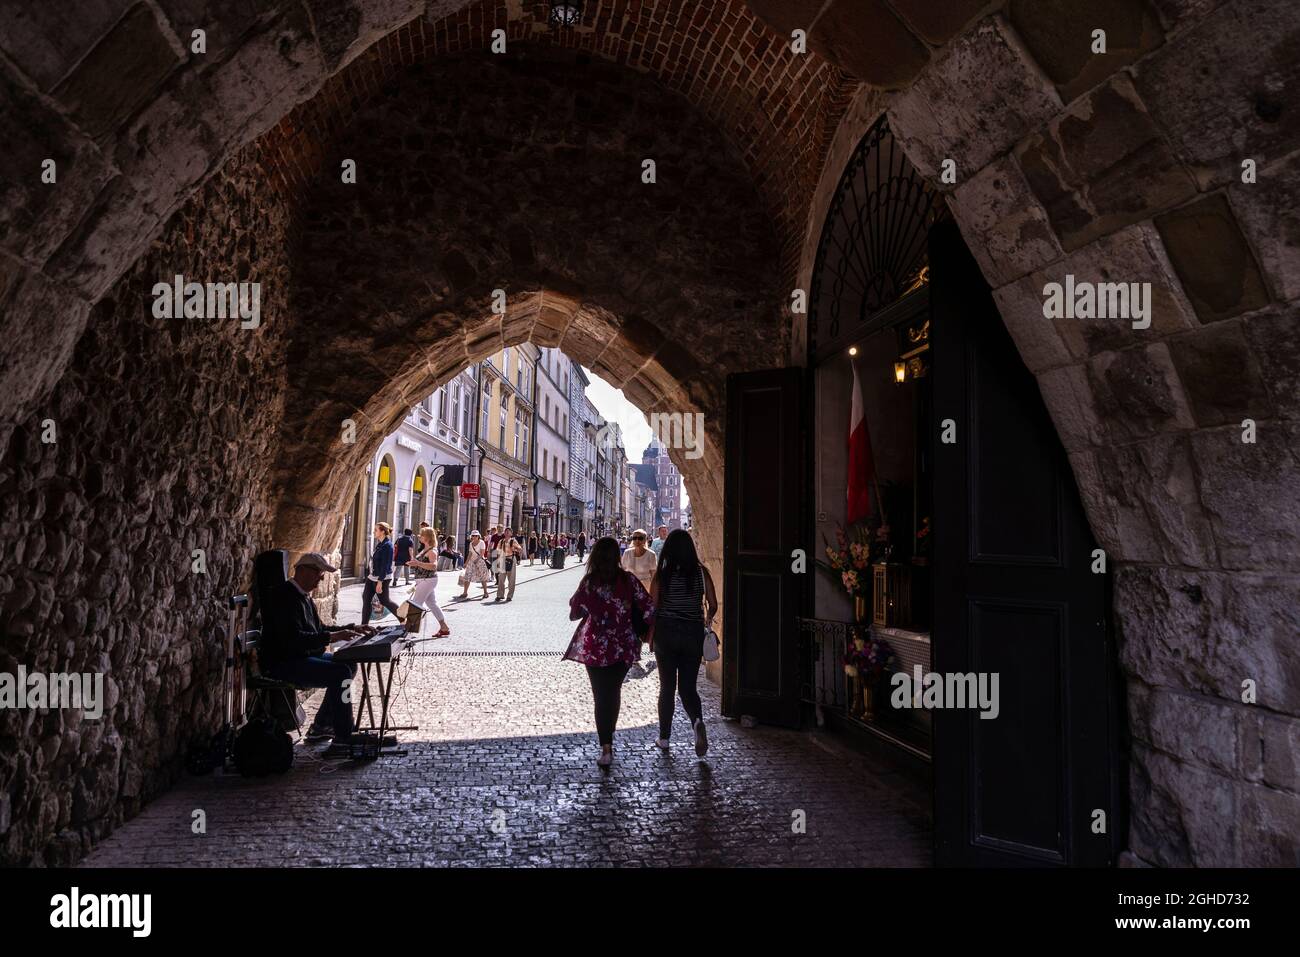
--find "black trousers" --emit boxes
[653,616,704,738]
[361,578,402,624]
[585,662,632,746]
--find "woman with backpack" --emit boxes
[564,537,655,767]
[648,529,718,757]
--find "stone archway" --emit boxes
[259,45,785,582]
[2,0,1297,868]
[772,2,1300,867]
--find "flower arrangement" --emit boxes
[843,629,892,680]
[823,523,874,591]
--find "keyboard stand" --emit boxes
[352,656,417,758]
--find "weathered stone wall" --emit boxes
[0,151,292,865]
[785,0,1300,865]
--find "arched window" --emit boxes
[411,466,426,530]
[809,115,948,362]
[375,454,396,528]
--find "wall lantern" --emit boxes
[549,2,583,27]
[893,318,930,384]
[848,346,858,357]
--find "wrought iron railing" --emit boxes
[798,617,850,712]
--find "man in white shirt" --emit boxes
[650,525,669,556]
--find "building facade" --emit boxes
[630,462,658,532]
[337,366,476,581]
[476,343,538,536]
[534,347,572,536]
[643,439,682,530]
[566,364,592,535]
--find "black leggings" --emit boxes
[361,578,402,624]
[653,617,704,738]
[585,663,631,745]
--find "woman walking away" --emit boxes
[621,529,657,591]
[576,532,587,563]
[457,530,493,600]
[363,523,404,625]
[565,537,655,767]
[648,529,718,756]
[528,532,539,566]
[405,528,451,637]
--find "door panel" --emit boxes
[930,219,1119,867]
[723,368,803,726]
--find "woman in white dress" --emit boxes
[457,530,493,600]
[405,527,451,636]
[620,528,658,591]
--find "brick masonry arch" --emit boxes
[265,45,780,580]
[1,0,1297,867]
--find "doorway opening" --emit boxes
[331,344,691,605]
[788,115,1123,866]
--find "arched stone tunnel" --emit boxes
[0,0,1297,867]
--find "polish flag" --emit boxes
[847,358,875,524]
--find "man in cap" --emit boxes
[260,552,377,746]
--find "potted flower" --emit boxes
[843,628,892,720]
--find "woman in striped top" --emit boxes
[648,529,719,756]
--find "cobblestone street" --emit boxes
[82,560,931,867]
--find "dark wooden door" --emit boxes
[723,367,804,726]
[340,490,358,577]
[929,220,1120,866]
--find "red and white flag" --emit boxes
[846,358,875,524]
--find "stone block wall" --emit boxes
[785,0,1300,865]
[0,151,292,865]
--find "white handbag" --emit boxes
[702,627,720,662]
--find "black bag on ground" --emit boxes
[232,716,293,776]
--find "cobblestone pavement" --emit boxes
[82,559,932,867]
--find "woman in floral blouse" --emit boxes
[565,536,655,767]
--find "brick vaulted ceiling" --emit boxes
[254,0,858,283]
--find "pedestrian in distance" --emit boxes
[648,529,719,757]
[576,531,587,563]
[457,530,493,600]
[621,528,657,592]
[405,528,451,637]
[528,532,539,566]
[564,537,655,767]
[492,527,523,602]
[393,527,415,587]
[362,522,404,625]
